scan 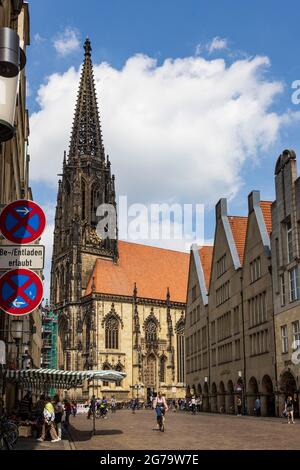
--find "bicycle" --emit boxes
[0,415,19,450]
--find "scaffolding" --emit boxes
[41,307,58,371]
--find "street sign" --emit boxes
[0,268,43,316]
[0,245,45,270]
[0,200,46,244]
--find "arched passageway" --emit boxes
[247,377,259,416]
[218,381,226,413]
[279,371,298,417]
[261,375,275,417]
[226,380,235,414]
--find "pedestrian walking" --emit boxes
[236,395,242,416]
[37,397,60,442]
[53,395,63,439]
[131,398,138,414]
[35,394,45,432]
[191,396,196,415]
[111,396,117,413]
[71,400,77,417]
[64,399,72,427]
[88,395,96,419]
[100,397,108,418]
[254,397,261,417]
[284,395,295,424]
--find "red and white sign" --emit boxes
[0,268,43,316]
[0,200,46,244]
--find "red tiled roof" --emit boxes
[85,241,190,303]
[198,246,213,289]
[260,201,272,235]
[228,216,248,264]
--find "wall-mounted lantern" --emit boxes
[0,27,26,142]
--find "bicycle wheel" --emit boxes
[7,422,19,442]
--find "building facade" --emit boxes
[50,39,189,401]
[0,0,42,411]
[271,149,300,414]
[186,192,277,416]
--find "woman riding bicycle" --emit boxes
[153,392,168,432]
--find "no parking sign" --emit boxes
[0,200,46,244]
[0,268,43,316]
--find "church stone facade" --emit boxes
[50,39,189,401]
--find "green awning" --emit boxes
[7,368,126,390]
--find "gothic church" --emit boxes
[50,39,189,401]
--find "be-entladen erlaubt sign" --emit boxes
[0,245,45,270]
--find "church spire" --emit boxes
[68,38,105,161]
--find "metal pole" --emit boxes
[15,339,20,405]
[92,378,96,435]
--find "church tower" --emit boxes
[50,39,118,370]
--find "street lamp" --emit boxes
[134,384,141,405]
[11,318,23,365]
[0,27,26,142]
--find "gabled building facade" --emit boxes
[186,192,277,416]
[186,245,213,411]
[271,150,300,413]
[242,192,276,416]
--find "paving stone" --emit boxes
[67,410,299,450]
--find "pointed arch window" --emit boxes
[91,186,101,226]
[81,179,86,220]
[55,270,60,304]
[160,356,167,383]
[105,316,119,350]
[60,266,65,301]
[176,320,185,383]
[145,320,157,343]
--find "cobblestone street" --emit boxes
[63,410,300,451]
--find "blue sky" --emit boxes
[25,0,300,294]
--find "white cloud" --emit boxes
[33,33,46,44]
[207,36,228,54]
[29,52,297,212]
[40,203,55,301]
[53,27,80,57]
[196,36,229,56]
